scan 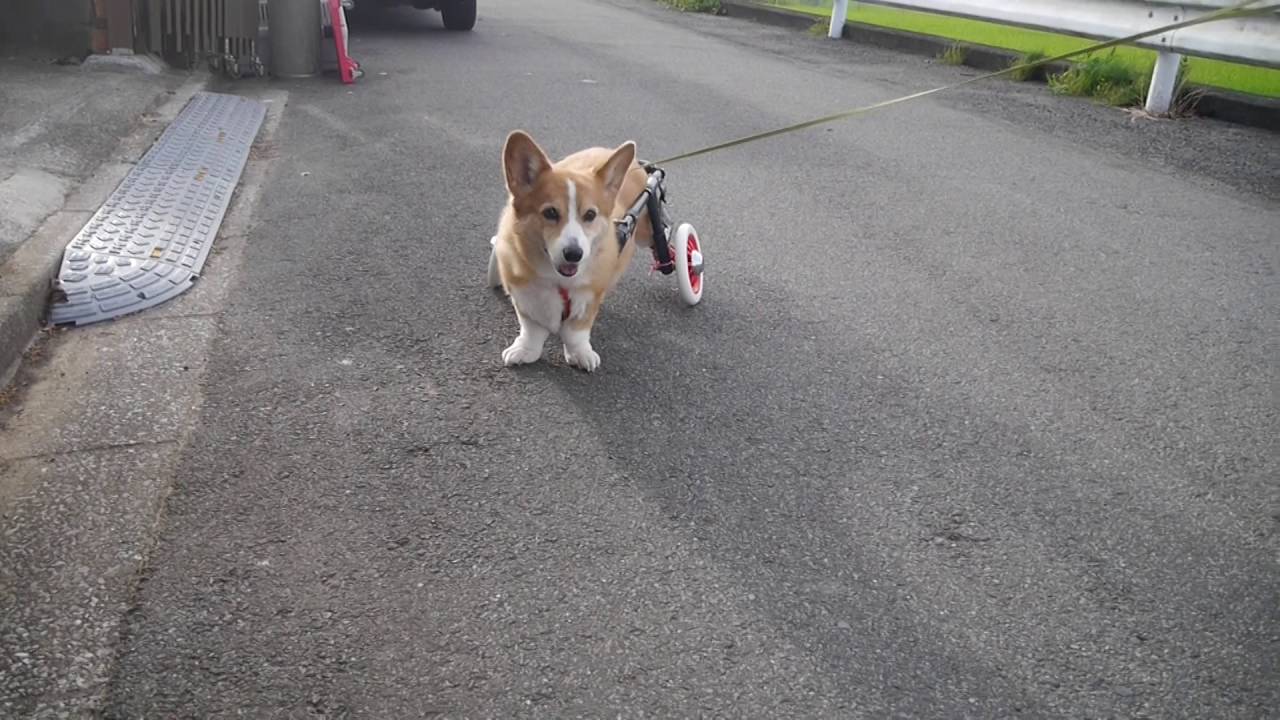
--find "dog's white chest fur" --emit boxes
[502,280,600,371]
[509,281,590,331]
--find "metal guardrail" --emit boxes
[824,0,1280,112]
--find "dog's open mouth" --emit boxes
[556,263,579,277]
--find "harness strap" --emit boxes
[559,287,571,322]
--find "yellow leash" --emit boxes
[653,0,1272,165]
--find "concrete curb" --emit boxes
[718,0,1280,132]
[0,74,210,387]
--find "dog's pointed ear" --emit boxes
[503,130,552,198]
[596,140,637,199]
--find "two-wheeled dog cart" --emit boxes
[487,163,705,306]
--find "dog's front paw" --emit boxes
[564,344,601,372]
[502,340,542,366]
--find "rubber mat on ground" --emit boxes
[49,91,266,326]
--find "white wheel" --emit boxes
[672,222,704,306]
[487,237,502,288]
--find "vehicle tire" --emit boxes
[441,0,476,30]
[672,223,704,306]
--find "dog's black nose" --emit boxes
[562,245,583,263]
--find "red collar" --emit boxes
[559,287,571,322]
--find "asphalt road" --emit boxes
[13,0,1280,717]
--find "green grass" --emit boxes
[1048,52,1151,106]
[761,0,1280,97]
[660,0,721,11]
[939,42,966,66]
[1007,50,1047,82]
[1047,52,1204,113]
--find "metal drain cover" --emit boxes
[49,91,266,326]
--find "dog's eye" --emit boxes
[542,207,560,222]
[583,209,598,223]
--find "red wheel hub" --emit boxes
[686,232,702,294]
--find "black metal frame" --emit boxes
[613,163,676,275]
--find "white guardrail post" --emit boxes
[1146,50,1185,112]
[826,0,1280,113]
[829,0,851,38]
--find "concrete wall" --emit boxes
[0,0,95,57]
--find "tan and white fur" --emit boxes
[490,130,652,372]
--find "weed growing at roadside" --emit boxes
[1049,52,1157,107]
[1171,84,1205,117]
[939,42,967,66]
[1007,49,1047,81]
[659,0,721,12]
[808,21,828,37]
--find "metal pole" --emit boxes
[267,0,322,77]
[829,0,850,38]
[1145,50,1183,114]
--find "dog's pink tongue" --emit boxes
[557,263,578,277]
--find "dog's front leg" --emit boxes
[561,299,602,372]
[561,324,599,372]
[503,307,549,366]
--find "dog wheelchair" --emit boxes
[487,163,705,306]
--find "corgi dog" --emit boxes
[489,130,652,372]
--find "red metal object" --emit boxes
[327,0,359,84]
[91,0,111,53]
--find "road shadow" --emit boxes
[345,5,448,36]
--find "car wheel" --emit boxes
[441,0,476,30]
